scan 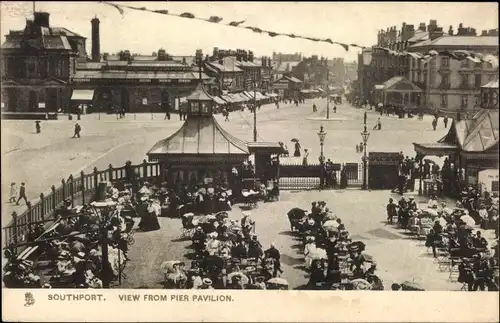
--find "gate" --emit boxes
[368,152,401,190]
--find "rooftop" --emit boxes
[206,61,243,72]
[410,35,499,48]
[73,70,211,80]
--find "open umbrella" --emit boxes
[291,138,299,142]
[436,217,447,227]
[267,277,289,286]
[323,220,340,230]
[423,208,439,218]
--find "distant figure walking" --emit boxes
[224,108,229,121]
[443,116,448,128]
[302,149,309,166]
[35,121,41,134]
[73,123,81,138]
[313,103,317,112]
[432,118,438,131]
[9,182,17,203]
[16,182,28,205]
[333,106,337,113]
[373,118,382,130]
[359,142,364,153]
[294,141,301,157]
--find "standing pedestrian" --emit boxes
[432,117,437,131]
[443,116,448,128]
[333,106,337,113]
[35,121,41,134]
[9,182,17,203]
[16,182,28,205]
[73,123,81,138]
[302,149,309,166]
[224,108,229,121]
[313,103,317,112]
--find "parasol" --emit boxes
[350,278,372,290]
[323,220,340,230]
[227,272,249,285]
[267,277,289,286]
[423,208,439,218]
[460,215,476,227]
[291,138,299,142]
[400,280,424,291]
[377,103,383,107]
[160,261,185,274]
[436,217,447,227]
[323,213,337,221]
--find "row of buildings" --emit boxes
[0,12,351,114]
[357,19,498,113]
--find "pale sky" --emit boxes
[1,1,498,61]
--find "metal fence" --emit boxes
[3,160,161,251]
[278,162,364,190]
[3,159,365,250]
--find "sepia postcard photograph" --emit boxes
[1,1,499,322]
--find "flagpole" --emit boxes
[33,1,36,14]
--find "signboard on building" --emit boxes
[273,82,289,90]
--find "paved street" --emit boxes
[1,98,447,227]
[122,189,475,290]
[2,99,470,290]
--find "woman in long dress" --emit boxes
[139,200,161,231]
[294,141,301,157]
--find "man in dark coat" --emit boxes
[16,182,28,205]
[264,243,282,277]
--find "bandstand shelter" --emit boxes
[147,83,250,189]
[374,76,422,109]
[413,80,499,192]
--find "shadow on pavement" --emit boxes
[278,231,296,237]
[281,254,303,266]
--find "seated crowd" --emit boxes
[163,211,288,290]
[386,194,499,291]
[288,201,383,290]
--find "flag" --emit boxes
[246,27,263,33]
[229,20,245,27]
[180,12,195,18]
[288,34,297,38]
[268,32,279,37]
[335,42,349,51]
[208,16,223,23]
[154,10,169,15]
[100,1,124,16]
[428,49,439,56]
[324,38,334,44]
[483,54,499,68]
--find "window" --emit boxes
[459,74,469,88]
[190,102,200,113]
[474,74,483,88]
[441,74,450,87]
[26,58,37,78]
[460,60,470,68]
[461,95,468,109]
[474,94,481,107]
[441,56,450,68]
[440,94,448,108]
[474,62,482,69]
[200,102,209,114]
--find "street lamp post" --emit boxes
[253,77,257,142]
[326,71,330,120]
[317,125,327,187]
[361,112,370,190]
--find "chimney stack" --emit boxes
[418,23,426,32]
[448,25,454,36]
[91,17,101,62]
[430,27,444,40]
[481,30,488,36]
[34,12,50,27]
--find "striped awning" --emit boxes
[213,96,226,105]
[71,89,95,101]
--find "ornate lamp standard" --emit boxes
[361,111,370,190]
[317,125,327,188]
[317,125,327,164]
